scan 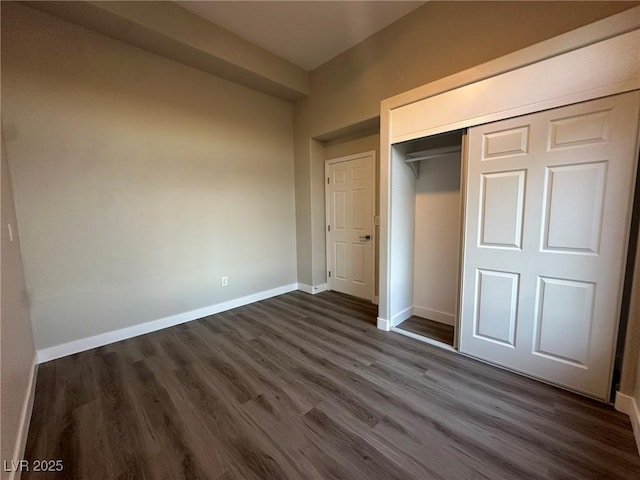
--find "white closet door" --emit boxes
[459,91,640,399]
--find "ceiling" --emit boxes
[177,1,427,71]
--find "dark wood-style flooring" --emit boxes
[24,291,640,479]
[397,316,455,346]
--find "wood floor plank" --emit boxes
[397,315,455,345]
[248,303,377,366]
[239,391,326,480]
[314,396,450,480]
[301,406,413,480]
[22,291,640,479]
[320,353,554,479]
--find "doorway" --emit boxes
[325,151,376,301]
[389,131,464,349]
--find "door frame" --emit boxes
[325,151,377,303]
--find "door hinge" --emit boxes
[328,225,331,232]
[328,271,331,278]
[327,177,330,184]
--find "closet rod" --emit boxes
[404,145,461,163]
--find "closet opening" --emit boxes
[391,129,465,349]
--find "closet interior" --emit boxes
[393,129,465,348]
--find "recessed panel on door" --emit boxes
[334,242,347,280]
[533,277,595,367]
[333,191,347,231]
[352,166,368,182]
[542,162,606,254]
[333,170,347,184]
[482,126,529,160]
[474,269,519,346]
[479,171,526,249]
[351,189,366,231]
[548,110,611,150]
[350,243,366,284]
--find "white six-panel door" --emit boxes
[326,153,375,301]
[460,92,640,399]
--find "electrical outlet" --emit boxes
[221,276,228,287]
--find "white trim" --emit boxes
[377,317,391,331]
[615,391,632,413]
[326,150,377,165]
[615,391,640,455]
[37,283,298,363]
[390,305,413,328]
[389,31,639,143]
[297,283,328,295]
[8,356,38,480]
[391,327,456,353]
[412,306,455,326]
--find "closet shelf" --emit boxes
[404,145,461,163]
[404,145,461,178]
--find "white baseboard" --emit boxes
[37,283,298,363]
[615,391,640,455]
[615,391,632,413]
[412,306,456,326]
[9,355,38,480]
[391,305,414,328]
[297,283,328,295]
[377,317,391,331]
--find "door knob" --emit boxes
[359,235,371,241]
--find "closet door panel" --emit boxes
[482,126,530,160]
[548,109,610,149]
[474,269,519,347]
[479,170,526,249]
[459,91,640,400]
[533,277,594,366]
[542,162,606,254]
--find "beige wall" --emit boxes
[1,4,297,350]
[1,131,36,477]
[413,155,461,321]
[324,133,380,164]
[308,1,638,136]
[292,98,315,286]
[22,1,309,100]
[293,0,638,291]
